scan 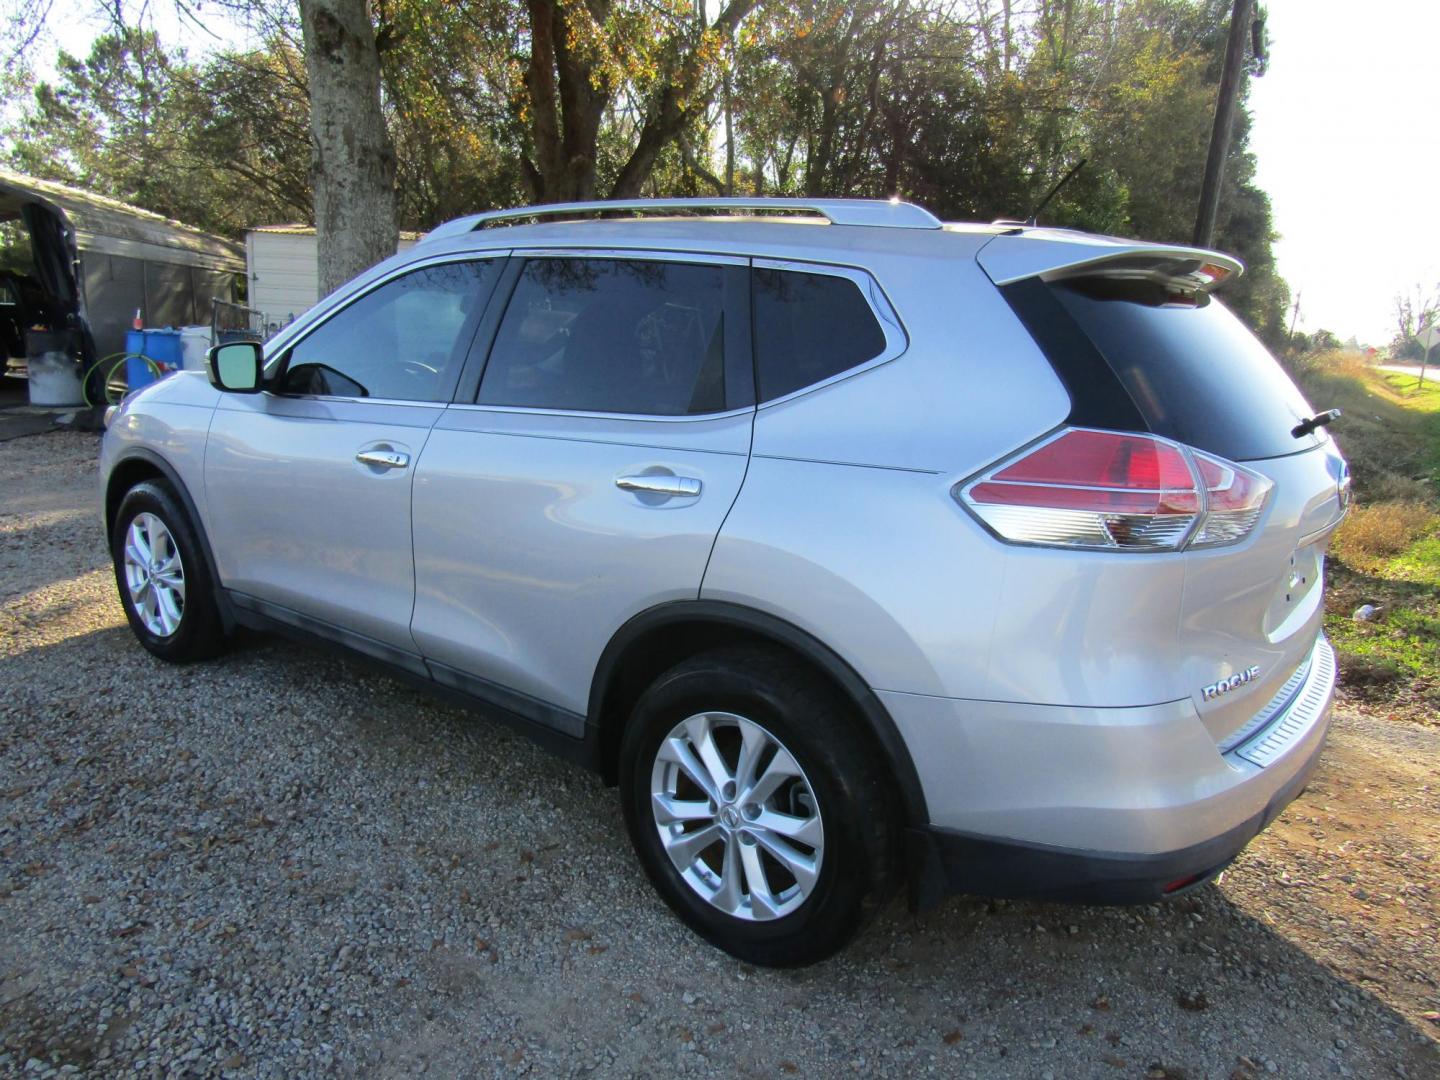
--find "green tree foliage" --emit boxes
[1,0,1289,338]
[3,28,312,235]
[369,0,525,222]
[495,0,760,200]
[726,0,1288,339]
[7,30,178,213]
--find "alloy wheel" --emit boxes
[650,711,825,921]
[122,512,186,637]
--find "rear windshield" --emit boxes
[1047,279,1321,461]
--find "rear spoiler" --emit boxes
[976,227,1244,294]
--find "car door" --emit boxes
[205,256,504,667]
[410,252,755,731]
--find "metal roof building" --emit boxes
[0,169,244,368]
[245,224,422,332]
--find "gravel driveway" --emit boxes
[2,431,1437,1079]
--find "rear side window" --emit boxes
[1009,277,1320,461]
[479,258,729,416]
[752,266,889,402]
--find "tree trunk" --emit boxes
[520,0,611,202]
[882,107,905,194]
[805,89,839,197]
[518,0,753,202]
[298,0,397,297]
[552,2,608,201]
[723,67,736,196]
[1002,0,1012,74]
[522,0,565,200]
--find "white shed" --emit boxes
[244,225,423,333]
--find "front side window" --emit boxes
[478,258,728,416]
[752,266,889,402]
[280,260,497,402]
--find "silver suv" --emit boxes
[101,198,1347,966]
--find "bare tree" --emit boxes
[2,0,57,70]
[1394,284,1439,336]
[297,0,396,296]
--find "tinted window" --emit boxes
[752,267,889,402]
[1051,280,1320,461]
[281,260,496,402]
[479,258,727,415]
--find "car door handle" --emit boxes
[615,474,702,498]
[356,449,410,470]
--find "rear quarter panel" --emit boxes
[704,251,1274,711]
[704,253,1081,699]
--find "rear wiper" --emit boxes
[1292,409,1341,439]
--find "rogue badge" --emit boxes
[1201,665,1261,701]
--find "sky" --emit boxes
[37,1,257,62]
[1248,0,1440,345]
[23,0,1440,346]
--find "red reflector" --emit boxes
[1195,456,1232,489]
[1163,872,1204,894]
[1195,450,1264,512]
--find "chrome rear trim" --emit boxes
[1217,654,1313,753]
[1226,638,1335,769]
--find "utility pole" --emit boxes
[1193,0,1256,249]
[1287,291,1302,352]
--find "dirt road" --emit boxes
[2,431,1436,1078]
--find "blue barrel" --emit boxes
[125,328,185,391]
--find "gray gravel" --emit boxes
[1,430,1437,1079]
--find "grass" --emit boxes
[1291,353,1440,722]
[1328,501,1437,573]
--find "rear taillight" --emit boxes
[1187,452,1270,548]
[956,428,1272,552]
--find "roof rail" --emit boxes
[420,197,943,244]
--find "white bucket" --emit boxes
[27,347,84,406]
[179,325,212,371]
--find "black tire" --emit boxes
[110,480,225,662]
[619,645,900,967]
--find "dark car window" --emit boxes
[280,260,497,402]
[479,258,729,416]
[1049,279,1320,461]
[752,266,889,402]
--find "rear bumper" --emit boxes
[888,635,1336,907]
[908,720,1325,906]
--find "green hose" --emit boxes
[81,352,164,407]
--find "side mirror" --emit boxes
[207,341,265,394]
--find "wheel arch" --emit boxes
[105,448,233,629]
[588,600,930,830]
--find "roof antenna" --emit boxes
[1025,158,1087,227]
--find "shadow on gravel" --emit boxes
[0,507,109,606]
[2,625,1437,1079]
